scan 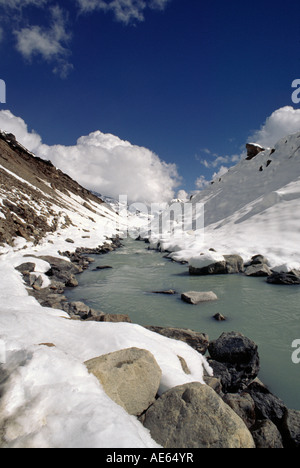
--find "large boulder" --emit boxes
[246,143,265,160]
[224,255,244,274]
[282,409,300,448]
[267,270,300,285]
[222,392,256,429]
[244,263,272,277]
[84,347,162,416]
[245,380,287,427]
[39,255,81,284]
[189,254,244,276]
[251,420,284,448]
[181,291,218,305]
[142,382,255,448]
[208,332,260,391]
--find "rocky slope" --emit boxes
[0,131,123,248]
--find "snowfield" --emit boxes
[148,131,300,272]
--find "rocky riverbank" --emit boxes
[14,239,300,449]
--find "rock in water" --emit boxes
[84,347,162,416]
[142,382,255,448]
[181,291,218,305]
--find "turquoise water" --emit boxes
[65,238,300,410]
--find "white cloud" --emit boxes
[0,110,180,204]
[75,0,170,24]
[248,106,300,148]
[195,175,210,190]
[176,189,189,201]
[2,0,172,76]
[14,6,73,78]
[0,110,42,152]
[212,165,228,181]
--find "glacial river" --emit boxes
[65,238,300,410]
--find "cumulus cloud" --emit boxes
[14,6,73,78]
[0,110,42,152]
[248,106,300,148]
[0,110,180,204]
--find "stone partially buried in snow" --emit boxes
[84,347,162,416]
[181,291,218,305]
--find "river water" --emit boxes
[65,238,300,410]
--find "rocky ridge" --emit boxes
[0,131,121,247]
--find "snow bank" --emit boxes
[0,242,211,448]
[149,131,300,271]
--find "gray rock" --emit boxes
[65,274,79,287]
[245,380,287,427]
[208,332,260,391]
[152,289,176,295]
[15,262,36,274]
[181,291,218,305]
[142,382,255,448]
[213,313,226,321]
[244,263,272,277]
[223,393,256,429]
[189,261,227,276]
[69,301,91,319]
[251,419,284,448]
[85,347,162,416]
[97,313,132,323]
[282,408,300,448]
[189,255,244,276]
[267,270,300,285]
[94,265,113,270]
[146,326,209,355]
[250,254,269,265]
[224,255,244,274]
[208,359,232,392]
[39,255,81,285]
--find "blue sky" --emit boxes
[0,0,300,201]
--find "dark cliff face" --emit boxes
[0,132,104,246]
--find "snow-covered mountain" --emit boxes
[149,131,300,272]
[0,131,130,252]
